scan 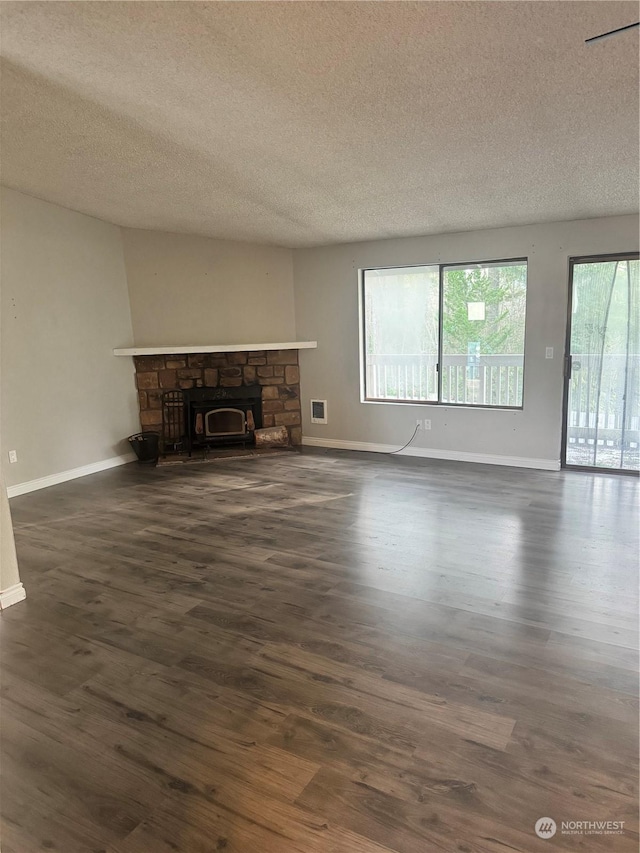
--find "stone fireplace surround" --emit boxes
[134,349,302,445]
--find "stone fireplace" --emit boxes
[133,348,302,447]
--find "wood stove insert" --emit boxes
[183,385,262,455]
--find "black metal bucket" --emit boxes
[128,432,160,464]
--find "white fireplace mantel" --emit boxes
[113,341,317,356]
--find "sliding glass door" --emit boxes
[563,254,639,472]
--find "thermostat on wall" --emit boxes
[310,399,328,424]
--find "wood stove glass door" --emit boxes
[205,408,246,437]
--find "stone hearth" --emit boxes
[134,349,301,445]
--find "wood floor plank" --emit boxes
[270,710,637,819]
[253,642,516,750]
[106,796,398,853]
[296,765,638,853]
[1,713,160,846]
[2,448,638,852]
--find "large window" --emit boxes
[362,259,527,408]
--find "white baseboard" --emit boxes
[6,453,136,498]
[0,582,26,609]
[302,436,560,471]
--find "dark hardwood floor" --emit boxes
[1,448,638,852]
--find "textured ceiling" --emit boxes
[1,1,638,248]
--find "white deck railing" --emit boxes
[365,353,524,407]
[365,352,639,450]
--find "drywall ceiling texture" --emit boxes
[293,214,640,467]
[122,229,296,347]
[1,1,638,248]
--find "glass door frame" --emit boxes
[561,252,640,474]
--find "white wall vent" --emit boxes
[310,399,328,424]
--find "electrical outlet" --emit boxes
[545,347,554,359]
[8,450,17,464]
[415,419,423,429]
[424,419,431,430]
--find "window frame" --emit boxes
[360,256,528,410]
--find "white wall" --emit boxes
[294,215,639,467]
[2,197,635,487]
[122,229,296,347]
[1,187,139,489]
[1,473,23,603]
